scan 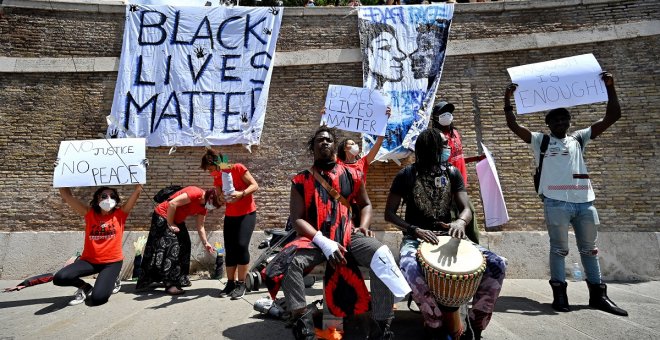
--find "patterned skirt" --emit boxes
[136,213,191,289]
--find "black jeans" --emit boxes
[53,259,123,306]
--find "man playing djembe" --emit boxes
[385,128,507,340]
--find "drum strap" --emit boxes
[310,167,352,214]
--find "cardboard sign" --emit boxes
[507,54,607,114]
[53,138,147,188]
[322,85,388,136]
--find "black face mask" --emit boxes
[314,159,336,171]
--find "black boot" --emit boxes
[367,319,394,340]
[549,280,570,312]
[292,310,316,340]
[218,280,235,298]
[587,282,628,316]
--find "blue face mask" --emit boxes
[440,148,451,163]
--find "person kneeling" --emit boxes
[385,129,507,339]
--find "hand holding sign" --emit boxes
[321,85,388,136]
[53,138,147,188]
[506,54,607,114]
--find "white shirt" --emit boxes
[530,127,594,203]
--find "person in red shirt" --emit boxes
[430,101,482,244]
[53,185,142,306]
[201,149,259,300]
[137,186,218,295]
[336,107,389,228]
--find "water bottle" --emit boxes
[572,262,583,281]
[222,171,235,196]
[132,254,142,280]
[213,242,225,280]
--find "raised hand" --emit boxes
[601,71,614,87]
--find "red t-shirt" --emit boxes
[80,208,127,264]
[442,129,468,186]
[212,163,257,217]
[340,157,369,182]
[154,186,207,224]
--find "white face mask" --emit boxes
[205,202,216,211]
[99,198,117,212]
[348,144,360,156]
[436,112,453,126]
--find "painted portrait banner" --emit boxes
[358,4,453,161]
[322,85,388,136]
[475,143,509,228]
[53,138,147,188]
[108,5,283,147]
[507,54,607,115]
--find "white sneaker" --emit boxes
[112,279,121,294]
[69,285,92,306]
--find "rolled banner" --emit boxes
[370,245,412,302]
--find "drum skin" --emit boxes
[417,236,486,307]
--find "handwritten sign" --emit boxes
[322,85,388,136]
[507,54,607,114]
[53,138,147,188]
[108,5,283,147]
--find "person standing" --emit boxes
[201,149,259,300]
[336,107,390,228]
[137,186,217,295]
[430,101,482,244]
[503,72,627,316]
[54,185,143,306]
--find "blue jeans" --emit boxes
[543,197,601,284]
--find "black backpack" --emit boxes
[153,185,184,203]
[534,133,584,194]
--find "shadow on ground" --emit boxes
[494,296,591,315]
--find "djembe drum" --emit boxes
[417,236,486,336]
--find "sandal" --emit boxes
[165,285,185,296]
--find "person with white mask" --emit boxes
[54,184,143,306]
[336,107,390,228]
[137,186,219,295]
[336,106,391,179]
[431,101,483,244]
[431,101,467,184]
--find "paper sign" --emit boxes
[322,85,388,136]
[475,143,509,228]
[53,138,147,188]
[507,54,607,114]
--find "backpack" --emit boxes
[153,185,184,203]
[534,133,584,194]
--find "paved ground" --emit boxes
[0,279,658,339]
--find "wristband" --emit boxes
[407,225,418,235]
[312,231,339,259]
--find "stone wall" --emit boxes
[0,0,658,234]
